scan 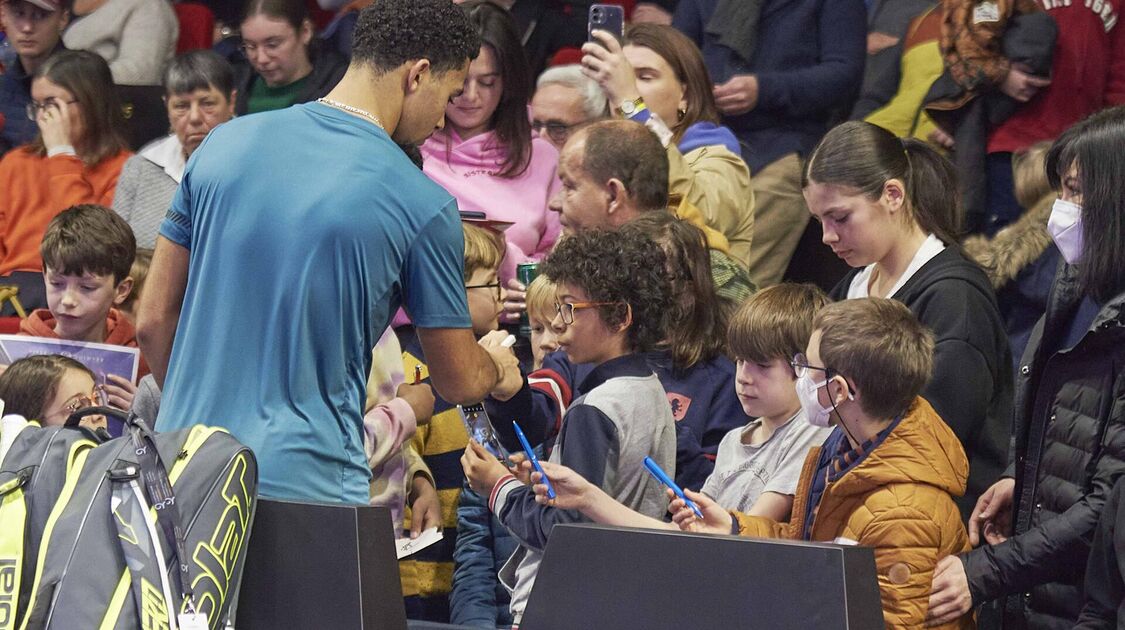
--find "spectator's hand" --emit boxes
[1000,66,1051,103]
[478,330,522,401]
[38,101,73,152]
[462,439,512,495]
[408,474,442,538]
[867,32,900,55]
[502,278,527,320]
[926,555,973,625]
[581,30,642,108]
[396,382,435,426]
[670,488,730,534]
[103,374,137,410]
[531,460,594,510]
[713,76,759,116]
[929,127,955,150]
[969,477,1015,546]
[631,2,674,24]
[508,452,532,484]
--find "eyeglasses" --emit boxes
[47,385,106,421]
[465,281,502,301]
[554,301,619,325]
[790,353,834,379]
[532,119,578,144]
[240,35,293,57]
[26,98,77,121]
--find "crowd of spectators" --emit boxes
[2,0,1125,628]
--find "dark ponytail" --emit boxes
[803,121,962,245]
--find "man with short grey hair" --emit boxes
[530,64,608,150]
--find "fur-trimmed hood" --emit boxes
[963,195,1054,289]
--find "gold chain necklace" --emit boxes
[316,98,384,130]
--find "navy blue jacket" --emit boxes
[486,349,748,491]
[450,484,518,628]
[673,0,867,173]
[0,44,65,155]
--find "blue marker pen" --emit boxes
[644,457,704,519]
[513,421,556,500]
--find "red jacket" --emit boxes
[989,0,1125,153]
[18,308,151,378]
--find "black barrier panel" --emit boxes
[520,523,885,630]
[237,499,408,630]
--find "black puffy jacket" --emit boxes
[1074,477,1125,629]
[962,264,1125,629]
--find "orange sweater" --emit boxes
[0,148,132,275]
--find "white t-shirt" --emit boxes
[699,411,833,513]
[847,234,946,299]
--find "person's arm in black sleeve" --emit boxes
[490,404,617,551]
[485,373,537,451]
[962,436,1125,603]
[1075,479,1125,630]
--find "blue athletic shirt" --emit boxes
[157,102,471,505]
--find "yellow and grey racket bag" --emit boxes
[0,417,96,630]
[18,409,257,630]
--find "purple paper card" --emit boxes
[0,334,140,384]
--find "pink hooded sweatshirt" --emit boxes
[421,129,562,283]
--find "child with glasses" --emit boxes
[525,283,834,527]
[450,273,557,627]
[395,220,507,622]
[0,354,106,431]
[462,228,676,626]
[658,298,973,629]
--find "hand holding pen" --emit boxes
[644,457,703,519]
[513,421,555,500]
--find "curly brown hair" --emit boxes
[541,229,669,352]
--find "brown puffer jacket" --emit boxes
[732,397,974,629]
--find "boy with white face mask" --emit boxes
[669,297,974,629]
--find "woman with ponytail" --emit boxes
[804,120,1011,519]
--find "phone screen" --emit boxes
[588,3,625,44]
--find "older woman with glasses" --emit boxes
[233,0,347,115]
[113,50,236,248]
[0,49,131,312]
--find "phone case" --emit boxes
[588,4,626,43]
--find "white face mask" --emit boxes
[795,372,848,428]
[1048,198,1084,264]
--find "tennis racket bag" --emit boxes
[19,407,258,630]
[0,416,98,630]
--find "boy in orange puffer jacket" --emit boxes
[669,297,974,629]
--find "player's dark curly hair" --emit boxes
[351,0,481,73]
[541,229,669,353]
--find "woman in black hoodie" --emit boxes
[804,121,1012,521]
